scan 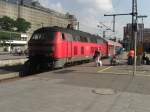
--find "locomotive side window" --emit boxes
[62,33,65,40]
[80,36,88,42]
[97,38,104,44]
[89,37,97,43]
[73,35,80,41]
[66,33,73,41]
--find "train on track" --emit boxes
[21,26,122,76]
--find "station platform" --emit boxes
[1,52,150,80]
[0,53,150,112]
[0,54,27,60]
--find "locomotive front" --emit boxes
[28,28,57,69]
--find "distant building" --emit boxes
[123,23,150,51]
[0,0,78,39]
[0,0,78,51]
[3,0,44,8]
[143,28,150,52]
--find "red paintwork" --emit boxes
[51,32,108,59]
[29,29,122,63]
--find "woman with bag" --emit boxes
[94,49,102,67]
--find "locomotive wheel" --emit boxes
[19,60,31,77]
[28,62,38,75]
[20,60,40,77]
[39,63,49,72]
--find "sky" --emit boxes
[38,0,150,39]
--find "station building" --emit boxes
[0,0,77,39]
[123,23,150,52]
[0,0,77,52]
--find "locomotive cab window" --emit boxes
[31,29,55,41]
[31,33,39,40]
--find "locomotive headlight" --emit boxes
[51,46,55,52]
[47,46,55,53]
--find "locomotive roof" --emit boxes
[36,26,106,41]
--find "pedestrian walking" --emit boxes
[142,52,146,64]
[93,48,102,67]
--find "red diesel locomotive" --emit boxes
[22,26,121,75]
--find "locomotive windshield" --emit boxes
[31,30,55,41]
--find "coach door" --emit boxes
[66,33,73,61]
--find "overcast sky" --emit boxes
[39,0,150,39]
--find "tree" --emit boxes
[15,18,31,33]
[31,1,41,7]
[0,16,15,31]
[0,16,31,33]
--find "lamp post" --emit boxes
[9,31,11,53]
[137,15,147,50]
[126,35,130,51]
[8,0,12,53]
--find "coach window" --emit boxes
[73,35,76,41]
[80,36,88,42]
[80,36,83,42]
[77,35,81,41]
[90,38,97,43]
[62,33,65,40]
[95,38,98,43]
[86,37,90,43]
[97,39,103,44]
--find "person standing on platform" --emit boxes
[128,49,134,65]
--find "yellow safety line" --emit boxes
[136,74,150,77]
[98,72,130,75]
[98,66,148,76]
[98,71,146,76]
[98,66,113,73]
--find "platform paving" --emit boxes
[0,52,150,112]
[0,54,27,60]
[0,60,150,112]
[98,65,150,76]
